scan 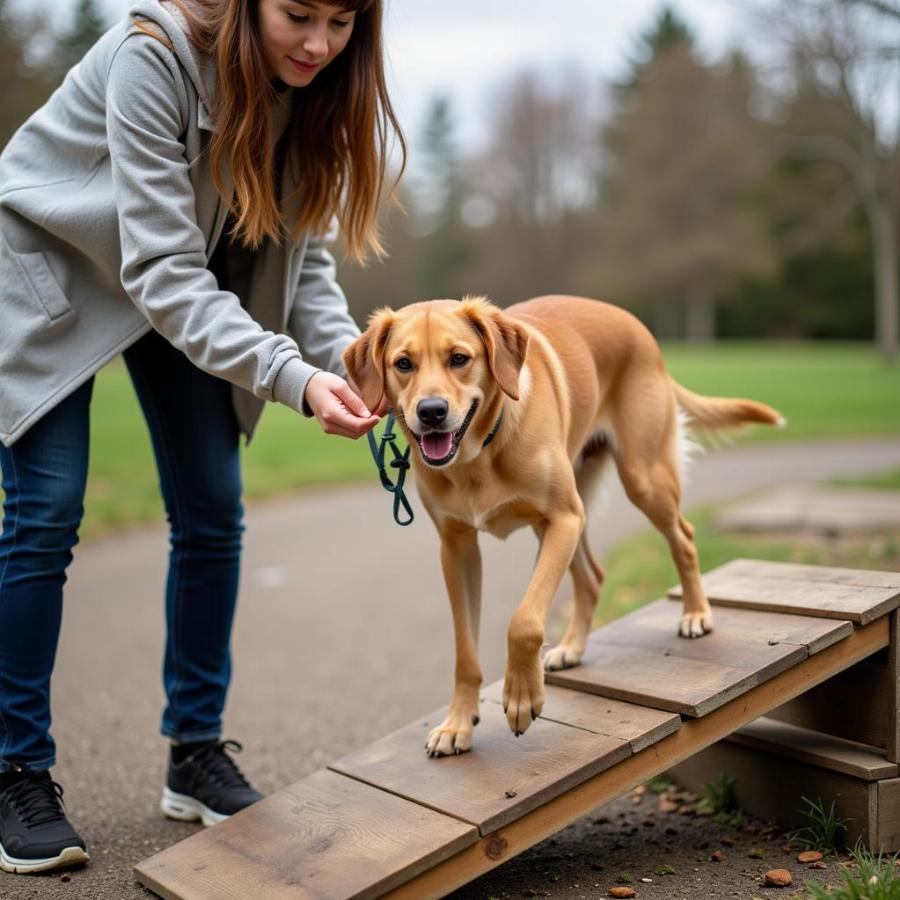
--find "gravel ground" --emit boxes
[449,785,857,899]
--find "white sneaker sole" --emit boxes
[0,841,89,874]
[160,787,230,827]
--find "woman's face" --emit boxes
[258,0,357,87]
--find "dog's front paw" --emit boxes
[542,642,585,671]
[678,609,714,638]
[503,658,545,736]
[425,709,479,757]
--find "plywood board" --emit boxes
[728,716,898,781]
[546,600,851,716]
[330,699,631,834]
[668,558,900,624]
[479,681,682,752]
[134,768,478,900]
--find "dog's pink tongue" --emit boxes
[422,431,453,460]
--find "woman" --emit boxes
[0,0,404,874]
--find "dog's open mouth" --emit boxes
[414,401,479,466]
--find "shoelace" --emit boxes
[189,740,251,790]
[5,773,67,828]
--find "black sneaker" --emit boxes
[161,739,263,827]
[0,770,89,874]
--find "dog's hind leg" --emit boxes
[543,441,609,670]
[426,519,484,757]
[612,381,712,639]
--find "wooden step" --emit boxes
[545,599,851,716]
[728,716,899,781]
[668,558,900,623]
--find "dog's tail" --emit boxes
[671,379,785,432]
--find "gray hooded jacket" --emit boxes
[0,0,361,447]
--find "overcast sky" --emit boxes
[46,0,745,151]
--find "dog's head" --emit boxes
[343,297,529,468]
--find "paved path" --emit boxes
[6,437,900,899]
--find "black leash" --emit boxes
[367,412,414,526]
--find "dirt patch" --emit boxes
[449,784,863,899]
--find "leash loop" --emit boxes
[367,412,414,526]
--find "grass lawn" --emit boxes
[595,482,900,627]
[2,341,898,540]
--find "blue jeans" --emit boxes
[0,330,244,772]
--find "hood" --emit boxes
[127,0,217,129]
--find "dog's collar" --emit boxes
[482,407,504,448]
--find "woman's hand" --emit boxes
[304,372,381,439]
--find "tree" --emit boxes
[594,23,774,339]
[759,0,900,361]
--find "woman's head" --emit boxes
[138,0,404,260]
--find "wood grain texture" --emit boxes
[668,558,900,624]
[134,768,477,900]
[479,681,682,753]
[382,618,889,900]
[727,716,898,781]
[876,778,900,852]
[330,700,632,834]
[545,600,850,716]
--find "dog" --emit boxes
[343,295,782,757]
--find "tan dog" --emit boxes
[344,295,782,757]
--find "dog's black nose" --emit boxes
[417,398,449,427]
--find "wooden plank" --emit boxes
[382,617,889,900]
[890,610,900,764]
[330,699,632,835]
[876,778,900,852]
[545,600,850,717]
[768,652,891,749]
[727,716,898,781]
[666,742,877,849]
[134,768,478,900]
[668,558,900,624]
[479,681,682,753]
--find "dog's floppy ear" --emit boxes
[343,308,394,412]
[461,296,529,400]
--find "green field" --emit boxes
[2,342,898,540]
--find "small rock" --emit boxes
[721,836,737,847]
[765,869,793,887]
[749,848,765,859]
[608,888,636,899]
[634,785,647,796]
[809,861,827,870]
[678,804,697,815]
[60,874,71,883]
[504,790,517,799]
[631,794,643,805]
[659,798,679,813]
[798,850,823,864]
[711,850,724,862]
[640,877,652,883]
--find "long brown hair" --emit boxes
[135,0,405,260]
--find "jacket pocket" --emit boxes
[11,250,72,321]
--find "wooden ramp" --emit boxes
[135,560,900,900]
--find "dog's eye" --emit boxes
[450,353,470,368]
[394,357,413,372]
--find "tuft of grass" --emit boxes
[698,771,738,818]
[806,843,900,899]
[655,864,676,876]
[645,776,672,795]
[616,871,634,884]
[790,797,850,854]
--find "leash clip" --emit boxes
[367,412,414,526]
